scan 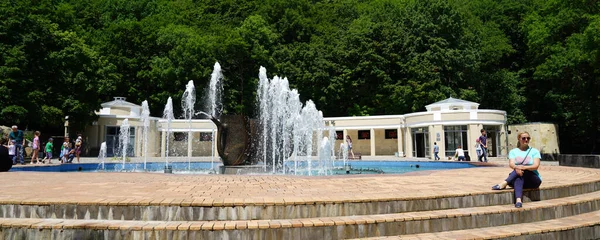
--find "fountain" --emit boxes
[137,62,327,175]
[340,142,349,166]
[205,65,325,175]
[163,97,174,173]
[182,80,195,170]
[328,124,336,163]
[207,62,223,118]
[318,137,332,175]
[141,100,150,170]
[207,62,222,170]
[119,119,130,170]
[98,142,107,170]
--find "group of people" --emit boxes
[3,125,83,165]
[433,129,490,162]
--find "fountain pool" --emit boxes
[9,161,477,175]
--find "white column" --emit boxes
[397,127,403,157]
[213,129,218,157]
[161,131,166,158]
[370,128,376,156]
[428,125,435,160]
[405,127,413,158]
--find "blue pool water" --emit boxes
[9,161,476,175]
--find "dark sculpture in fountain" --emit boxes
[209,115,258,166]
[209,114,292,167]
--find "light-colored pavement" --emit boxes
[0,162,591,206]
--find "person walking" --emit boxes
[433,142,440,160]
[31,131,41,164]
[44,138,54,164]
[346,135,355,159]
[491,132,542,208]
[8,125,26,165]
[478,129,488,162]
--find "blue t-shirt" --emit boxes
[509,147,542,180]
[433,145,439,153]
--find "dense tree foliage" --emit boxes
[1,0,598,153]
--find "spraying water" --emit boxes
[287,90,302,175]
[163,97,174,169]
[119,119,130,170]
[98,142,107,170]
[204,63,223,171]
[328,124,336,169]
[319,136,332,175]
[208,62,223,117]
[257,67,269,171]
[141,100,150,170]
[256,67,324,174]
[182,80,196,169]
[340,142,348,167]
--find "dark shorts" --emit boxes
[46,152,52,159]
[458,156,465,161]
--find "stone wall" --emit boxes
[508,123,559,155]
[558,154,600,168]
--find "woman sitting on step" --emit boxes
[491,131,542,208]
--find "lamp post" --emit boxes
[64,116,69,138]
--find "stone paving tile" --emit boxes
[0,166,598,207]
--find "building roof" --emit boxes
[425,97,479,112]
[100,97,141,109]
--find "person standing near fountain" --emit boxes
[31,131,40,164]
[346,135,355,159]
[8,126,25,165]
[44,138,54,164]
[75,134,82,163]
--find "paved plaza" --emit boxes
[1,158,599,239]
[0,162,591,207]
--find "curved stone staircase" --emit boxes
[0,166,600,239]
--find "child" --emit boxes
[475,138,482,160]
[8,140,16,165]
[75,135,82,163]
[60,142,69,163]
[454,145,465,161]
[31,131,40,164]
[44,138,54,164]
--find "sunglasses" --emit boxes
[521,137,531,141]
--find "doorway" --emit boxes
[483,126,500,157]
[105,126,135,157]
[412,128,429,158]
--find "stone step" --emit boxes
[1,189,600,239]
[2,178,599,221]
[364,210,600,240]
